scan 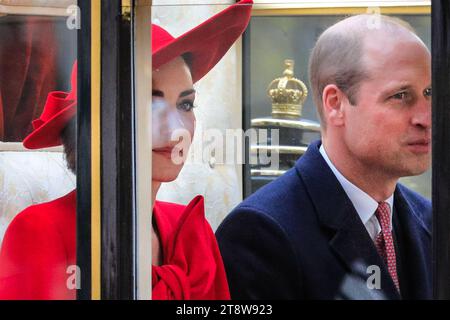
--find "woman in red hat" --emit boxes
[0,61,78,300]
[0,0,252,300]
[150,0,252,300]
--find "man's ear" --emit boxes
[322,84,346,127]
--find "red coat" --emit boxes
[152,196,230,300]
[0,191,229,300]
[0,190,76,300]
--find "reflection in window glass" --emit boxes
[0,4,77,300]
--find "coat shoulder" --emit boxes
[396,183,431,230]
[236,168,306,218]
[6,191,76,236]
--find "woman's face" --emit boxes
[152,56,196,182]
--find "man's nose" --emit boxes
[411,98,431,129]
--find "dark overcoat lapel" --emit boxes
[393,186,432,299]
[296,141,401,299]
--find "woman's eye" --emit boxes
[178,100,195,112]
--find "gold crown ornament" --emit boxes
[267,59,308,119]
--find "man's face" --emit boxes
[343,32,431,179]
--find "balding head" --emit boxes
[308,14,426,129]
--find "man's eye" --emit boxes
[391,92,408,100]
[423,87,432,97]
[178,101,195,112]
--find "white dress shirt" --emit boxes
[319,145,394,241]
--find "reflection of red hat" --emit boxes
[23,61,77,149]
[152,0,253,83]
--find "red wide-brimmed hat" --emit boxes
[152,0,253,83]
[23,61,77,149]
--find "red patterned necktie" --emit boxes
[374,202,400,292]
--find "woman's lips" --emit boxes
[407,139,431,154]
[152,147,183,160]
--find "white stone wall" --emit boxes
[152,0,244,231]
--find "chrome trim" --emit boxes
[250,145,307,154]
[251,118,321,132]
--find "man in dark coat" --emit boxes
[216,14,432,300]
